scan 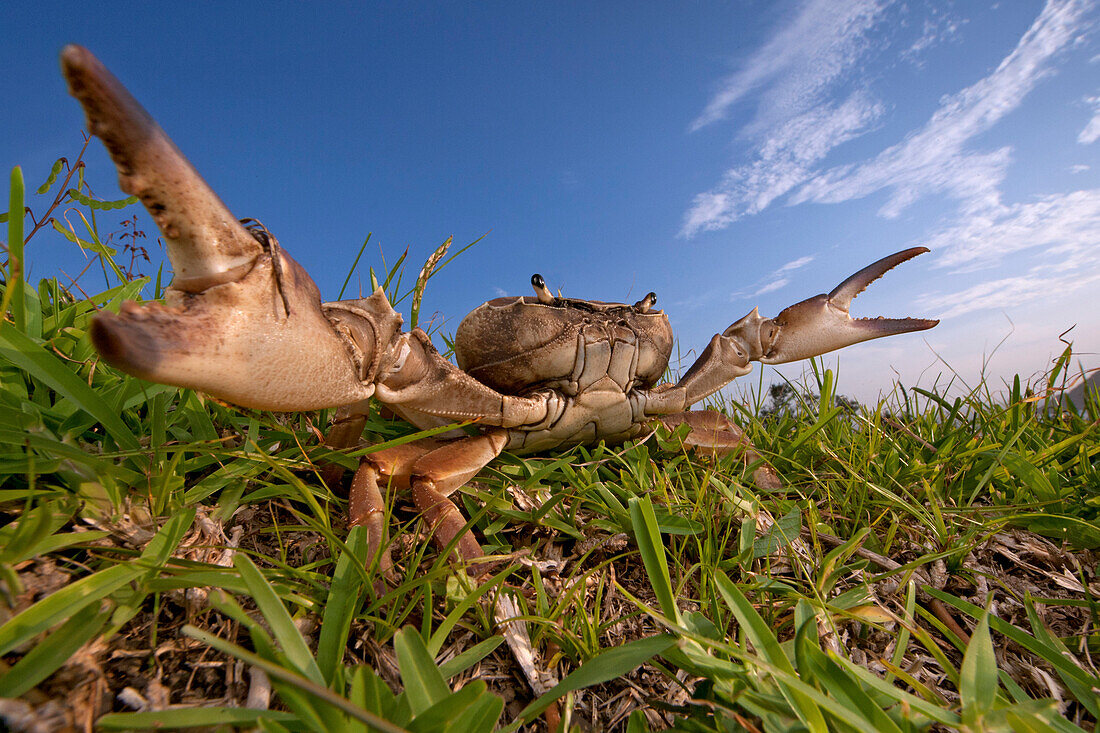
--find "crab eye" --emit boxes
[633,292,657,313]
[531,274,555,304]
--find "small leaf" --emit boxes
[36,158,65,194]
[66,187,138,210]
[515,634,676,724]
[50,218,117,256]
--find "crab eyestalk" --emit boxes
[66,45,376,410]
[747,247,939,365]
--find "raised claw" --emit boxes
[755,247,938,365]
[67,45,377,411]
[61,45,261,292]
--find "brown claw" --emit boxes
[61,45,260,291]
[67,45,378,411]
[757,247,938,365]
[89,254,377,411]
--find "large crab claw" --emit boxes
[63,45,376,410]
[742,247,938,365]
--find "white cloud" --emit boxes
[680,0,892,236]
[682,90,884,236]
[901,9,965,66]
[755,277,790,296]
[689,0,890,133]
[929,189,1100,271]
[793,0,1091,217]
[918,188,1100,317]
[1079,94,1100,143]
[683,0,1094,238]
[920,268,1100,319]
[777,255,815,273]
[733,253,817,299]
[1071,164,1091,172]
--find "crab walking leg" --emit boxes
[408,431,509,573]
[658,411,781,489]
[348,461,396,576]
[350,431,509,575]
[349,439,445,576]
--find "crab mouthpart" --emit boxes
[758,247,938,365]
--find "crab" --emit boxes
[62,46,938,576]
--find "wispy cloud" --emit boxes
[734,254,817,299]
[929,189,1100,272]
[690,0,889,133]
[1079,93,1100,143]
[684,0,1099,334]
[918,188,1100,316]
[682,93,884,235]
[900,8,965,67]
[777,255,815,273]
[682,0,1094,237]
[754,278,789,296]
[920,267,1100,319]
[793,0,1092,217]
[680,0,892,237]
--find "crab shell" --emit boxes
[455,296,673,396]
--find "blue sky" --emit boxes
[4,1,1098,403]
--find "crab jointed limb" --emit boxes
[63,45,938,577]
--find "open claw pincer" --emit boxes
[756,247,939,365]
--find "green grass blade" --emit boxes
[628,496,680,624]
[394,627,450,716]
[235,555,326,686]
[800,645,905,733]
[0,602,109,697]
[97,708,299,730]
[713,571,828,733]
[406,680,497,733]
[0,563,141,656]
[452,689,506,733]
[959,608,997,726]
[437,635,505,680]
[511,634,677,727]
[925,587,1099,712]
[4,168,25,332]
[0,323,140,451]
[317,526,370,684]
[183,625,409,733]
[1023,598,1100,719]
[338,233,372,300]
[831,653,961,725]
[138,508,196,567]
